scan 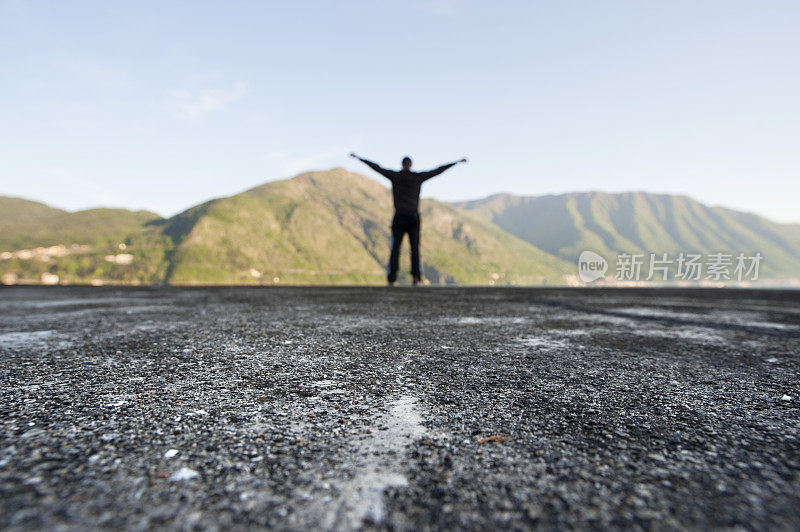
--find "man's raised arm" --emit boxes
[419,158,468,181]
[350,153,395,179]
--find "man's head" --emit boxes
[401,156,412,171]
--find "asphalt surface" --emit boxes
[1,286,799,531]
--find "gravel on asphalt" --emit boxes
[1,286,799,530]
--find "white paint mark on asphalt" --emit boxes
[305,395,426,530]
[338,395,425,527]
[18,305,173,320]
[578,314,638,327]
[518,336,571,349]
[741,321,799,330]
[2,297,153,309]
[451,316,527,325]
[546,310,728,344]
[0,330,56,347]
[0,330,73,349]
[616,307,703,320]
[551,329,591,337]
[631,327,726,343]
[623,308,800,331]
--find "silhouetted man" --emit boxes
[350,153,467,285]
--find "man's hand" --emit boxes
[459,157,468,164]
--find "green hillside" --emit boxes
[3,174,798,285]
[0,197,170,285]
[0,196,67,227]
[157,168,569,285]
[0,205,163,250]
[454,191,800,281]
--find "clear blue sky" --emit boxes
[1,1,799,222]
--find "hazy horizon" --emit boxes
[2,1,799,222]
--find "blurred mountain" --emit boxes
[153,168,568,285]
[453,191,800,281]
[3,175,798,285]
[0,170,568,285]
[0,197,169,284]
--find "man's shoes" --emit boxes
[412,275,422,286]
[387,280,396,286]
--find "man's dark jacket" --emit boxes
[357,158,457,213]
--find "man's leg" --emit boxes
[387,214,403,284]
[408,214,421,283]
